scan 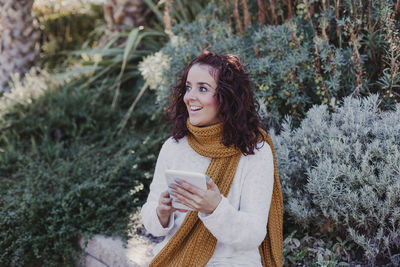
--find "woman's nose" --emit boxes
[187,88,197,99]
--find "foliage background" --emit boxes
[272,95,400,265]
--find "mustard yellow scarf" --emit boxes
[149,121,283,266]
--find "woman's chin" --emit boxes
[189,117,221,127]
[189,117,201,126]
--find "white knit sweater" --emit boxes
[140,136,274,266]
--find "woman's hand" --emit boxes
[156,190,176,228]
[169,176,222,214]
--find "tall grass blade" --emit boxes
[83,34,121,90]
[111,29,165,110]
[78,65,115,90]
[176,0,189,21]
[112,28,141,109]
[52,66,100,80]
[116,82,149,136]
[142,0,164,24]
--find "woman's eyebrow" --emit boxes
[198,82,213,88]
[186,81,214,88]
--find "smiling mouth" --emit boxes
[190,106,202,111]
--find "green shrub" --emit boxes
[283,230,359,266]
[0,78,169,266]
[272,94,400,265]
[247,21,356,125]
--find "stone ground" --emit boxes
[79,218,162,267]
[79,234,154,267]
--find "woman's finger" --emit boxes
[173,179,204,196]
[160,190,170,198]
[158,203,172,211]
[206,177,219,192]
[173,194,196,210]
[171,184,202,204]
[158,191,169,202]
[160,197,172,205]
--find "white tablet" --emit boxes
[165,169,207,210]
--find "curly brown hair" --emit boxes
[168,51,265,155]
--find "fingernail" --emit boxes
[168,185,173,188]
[175,178,179,183]
[169,191,172,195]
[206,175,210,180]
[173,199,178,202]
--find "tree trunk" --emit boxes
[0,0,39,93]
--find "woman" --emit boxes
[140,52,283,266]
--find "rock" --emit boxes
[79,234,156,267]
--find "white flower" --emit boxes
[138,52,171,90]
[0,68,65,122]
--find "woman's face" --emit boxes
[183,64,219,127]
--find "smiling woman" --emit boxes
[140,51,283,267]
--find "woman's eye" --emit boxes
[200,86,208,92]
[185,85,191,91]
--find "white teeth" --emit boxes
[190,106,202,111]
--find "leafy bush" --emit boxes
[0,77,169,266]
[272,94,400,265]
[283,230,360,266]
[247,21,355,125]
[219,0,400,106]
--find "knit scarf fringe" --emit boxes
[149,121,283,267]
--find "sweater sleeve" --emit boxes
[140,139,175,237]
[198,143,274,250]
